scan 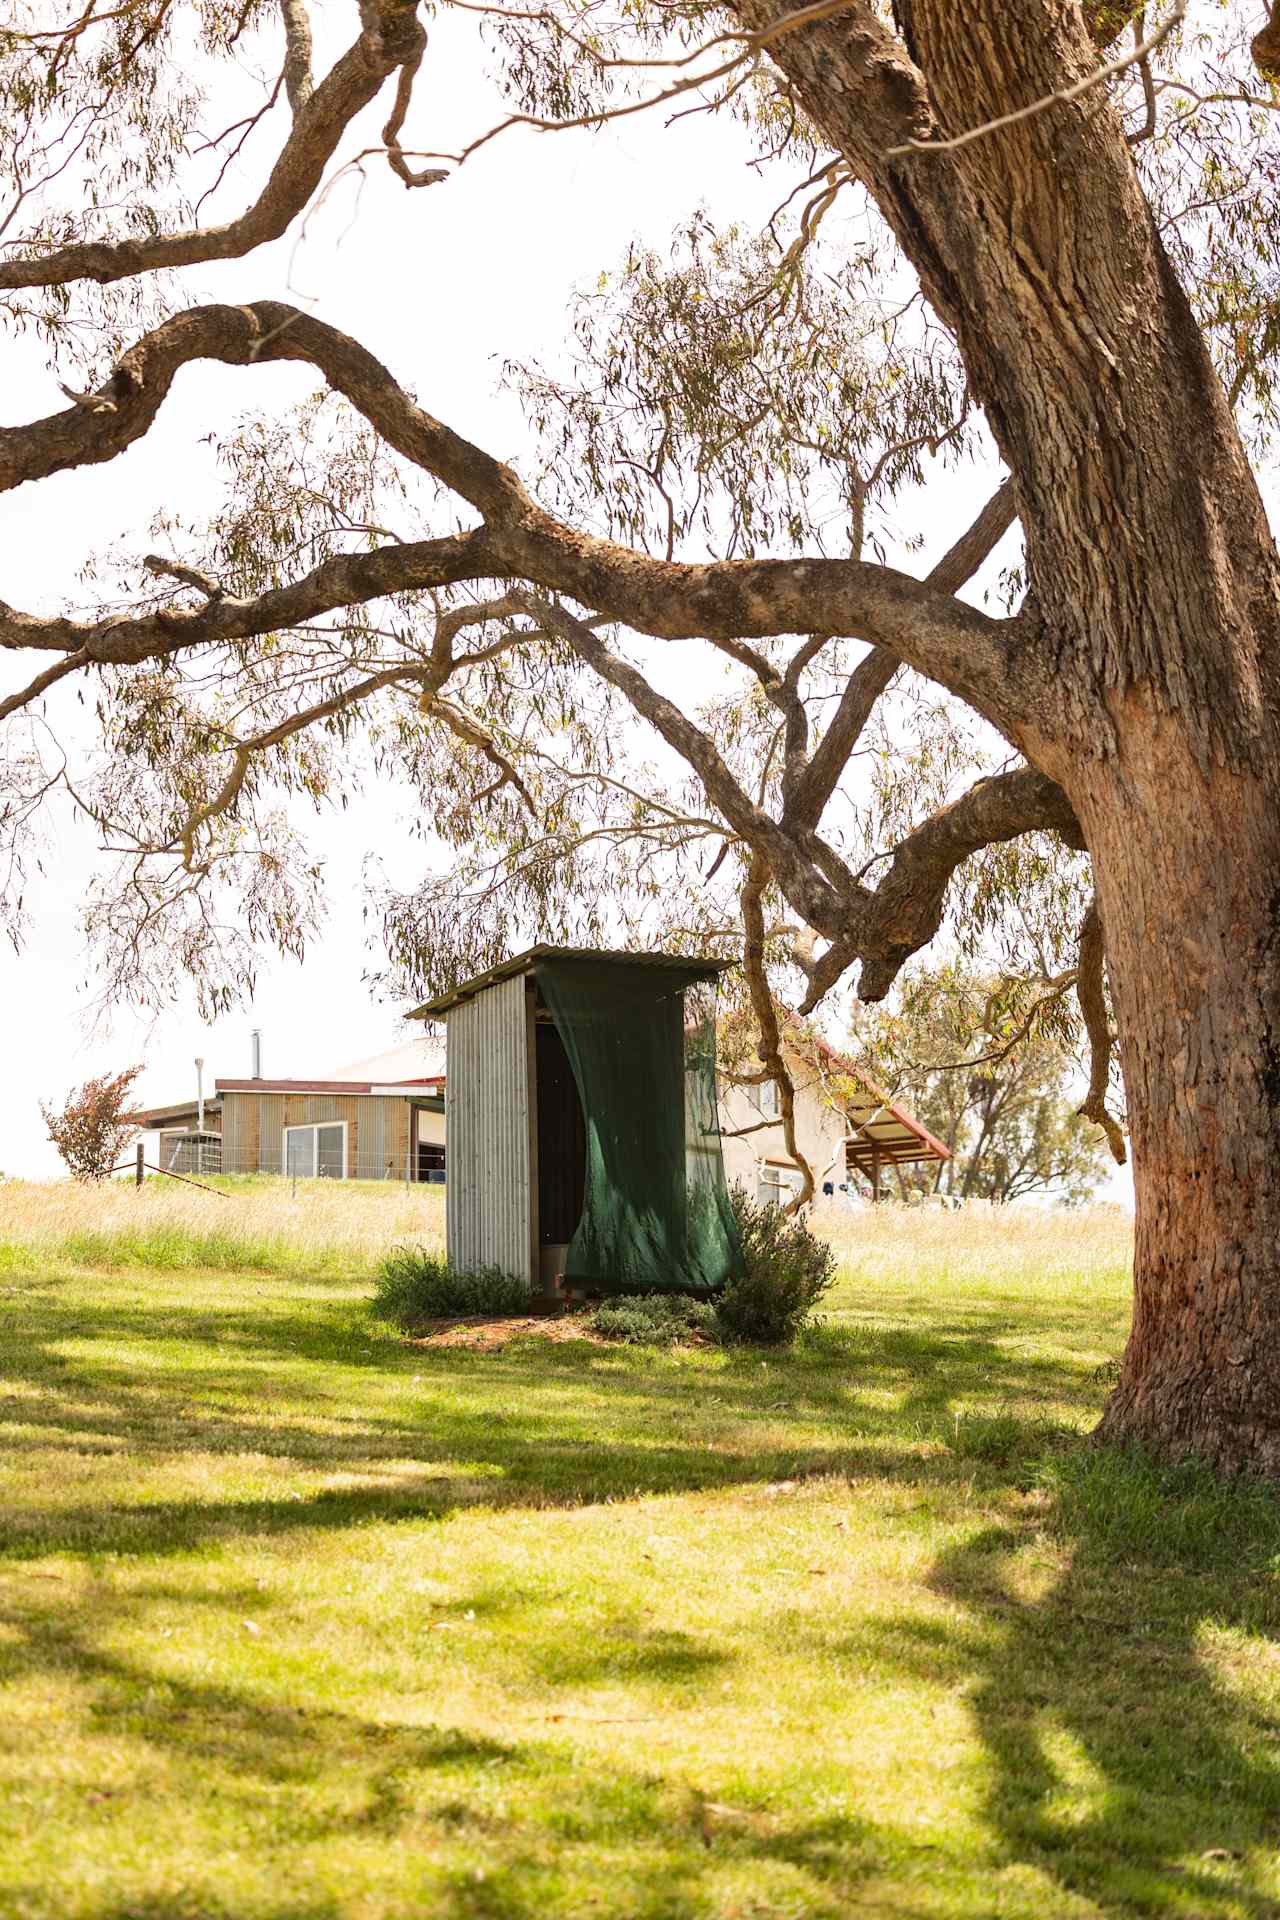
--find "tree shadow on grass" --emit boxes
[0,1286,1114,1560]
[827,1433,1280,1917]
[9,1276,1280,1913]
[0,1580,884,1920]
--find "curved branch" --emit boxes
[0,302,526,517]
[785,476,1018,834]
[1076,894,1127,1163]
[0,0,427,294]
[1,302,1027,723]
[380,31,450,188]
[800,765,1085,1012]
[0,527,498,658]
[0,647,93,722]
[518,593,843,932]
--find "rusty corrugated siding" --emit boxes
[221,1093,249,1167]
[446,972,532,1282]
[256,1094,285,1171]
[365,1097,390,1178]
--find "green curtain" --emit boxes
[534,958,744,1296]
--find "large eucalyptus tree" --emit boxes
[1,0,1278,1466]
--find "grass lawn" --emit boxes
[3,1209,1280,1918]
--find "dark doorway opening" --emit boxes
[536,1015,586,1246]
[416,1140,446,1184]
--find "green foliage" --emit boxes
[944,1407,1068,1467]
[0,1222,377,1278]
[513,211,971,563]
[371,1246,530,1324]
[850,962,1116,1203]
[715,1186,836,1346]
[587,1292,716,1346]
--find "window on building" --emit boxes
[757,1161,804,1207]
[750,1078,781,1120]
[284,1122,347,1179]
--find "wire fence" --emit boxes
[151,1134,446,1185]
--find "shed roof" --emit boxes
[135,1097,223,1129]
[214,1076,443,1095]
[408,945,733,1019]
[842,1086,951,1171]
[785,1028,950,1169]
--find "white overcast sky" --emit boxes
[3,8,1263,1191]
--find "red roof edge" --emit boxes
[789,1022,951,1161]
[214,1076,445,1095]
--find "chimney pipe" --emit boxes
[251,1028,262,1080]
[195,1056,205,1133]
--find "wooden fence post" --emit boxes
[135,1143,144,1187]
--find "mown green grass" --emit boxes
[3,1229,1280,1919]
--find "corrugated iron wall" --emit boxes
[220,1091,409,1176]
[364,1097,390,1177]
[446,972,532,1281]
[220,1094,249,1167]
[255,1095,285,1171]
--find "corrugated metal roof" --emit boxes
[408,945,734,1019]
[844,1090,952,1168]
[785,1026,950,1166]
[215,1077,442,1095]
[136,1098,223,1128]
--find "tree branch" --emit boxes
[0,0,427,293]
[279,0,315,114]
[798,765,1085,1013]
[0,647,93,723]
[0,528,498,658]
[785,476,1018,835]
[517,593,843,931]
[1075,893,1126,1163]
[1,301,1023,723]
[741,853,814,1212]
[380,31,450,187]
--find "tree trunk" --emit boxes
[743,0,1280,1469]
[1063,706,1280,1473]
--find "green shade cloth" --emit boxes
[534,957,744,1296]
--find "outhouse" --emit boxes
[409,946,744,1297]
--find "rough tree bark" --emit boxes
[742,0,1280,1470]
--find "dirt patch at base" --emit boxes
[404,1311,604,1351]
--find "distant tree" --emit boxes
[851,965,1116,1204]
[41,1067,146,1183]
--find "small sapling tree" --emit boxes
[41,1067,146,1183]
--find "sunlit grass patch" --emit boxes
[0,1175,447,1277]
[4,1206,1280,1919]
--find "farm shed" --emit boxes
[137,1067,446,1181]
[410,946,745,1298]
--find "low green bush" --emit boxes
[587,1292,717,1347]
[371,1246,530,1324]
[716,1187,837,1345]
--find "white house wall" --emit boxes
[719,1048,848,1198]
